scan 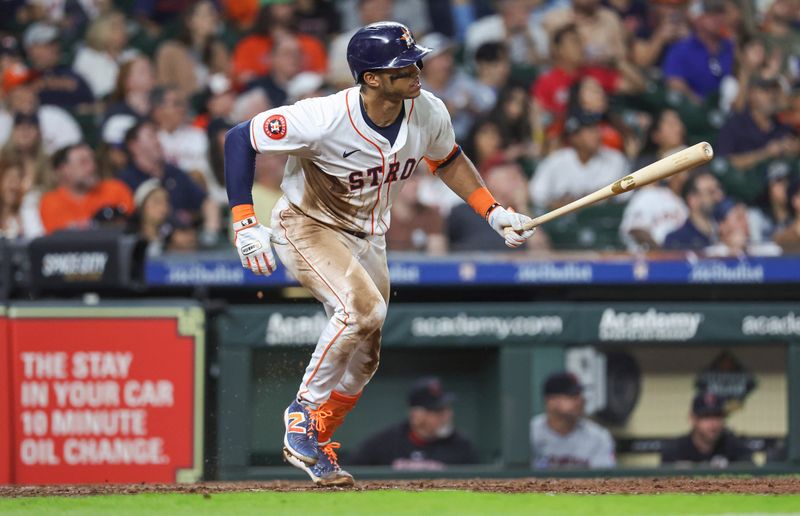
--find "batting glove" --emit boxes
[487,206,536,248]
[233,215,277,275]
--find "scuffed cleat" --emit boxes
[284,442,354,487]
[283,400,318,465]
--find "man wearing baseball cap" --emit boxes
[661,392,752,467]
[530,372,616,469]
[349,377,477,469]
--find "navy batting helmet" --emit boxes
[346,22,432,83]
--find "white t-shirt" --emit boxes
[158,125,225,204]
[73,46,138,99]
[530,147,629,209]
[530,413,616,469]
[249,87,456,237]
[619,186,688,251]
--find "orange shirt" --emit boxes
[231,34,327,87]
[40,179,134,234]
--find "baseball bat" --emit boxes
[513,141,714,232]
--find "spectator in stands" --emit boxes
[23,22,93,108]
[530,111,629,211]
[207,118,233,200]
[40,143,134,234]
[531,372,616,469]
[0,112,50,195]
[662,0,734,103]
[758,0,799,75]
[419,33,494,142]
[774,179,800,254]
[244,33,303,108]
[4,81,82,155]
[119,120,219,245]
[195,73,237,130]
[128,178,170,256]
[663,169,723,250]
[631,0,690,69]
[472,42,511,110]
[294,0,341,43]
[489,83,535,163]
[705,197,781,257]
[563,76,625,154]
[749,162,793,244]
[0,160,24,239]
[543,0,634,78]
[716,75,798,172]
[661,392,752,467]
[151,86,225,205]
[349,376,477,469]
[620,110,689,251]
[104,56,156,126]
[326,0,393,90]
[531,24,587,120]
[386,173,446,254]
[72,10,138,100]
[462,117,507,175]
[465,0,539,66]
[449,161,537,252]
[231,3,327,88]
[285,71,327,104]
[155,0,230,99]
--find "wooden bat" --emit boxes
[512,141,714,232]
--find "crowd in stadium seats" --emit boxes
[0,0,798,256]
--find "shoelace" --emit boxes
[308,407,333,436]
[320,441,341,467]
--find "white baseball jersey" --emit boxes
[249,87,458,236]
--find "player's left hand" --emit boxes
[487,206,536,248]
[233,216,278,275]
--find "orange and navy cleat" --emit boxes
[283,441,354,487]
[283,400,319,465]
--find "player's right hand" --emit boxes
[487,206,536,248]
[233,216,277,275]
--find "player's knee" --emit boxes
[350,297,387,336]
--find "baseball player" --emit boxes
[224,22,536,487]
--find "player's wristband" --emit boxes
[231,204,257,231]
[466,187,498,219]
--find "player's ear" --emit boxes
[362,71,381,88]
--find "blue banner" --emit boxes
[145,253,800,287]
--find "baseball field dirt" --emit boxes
[2,476,800,497]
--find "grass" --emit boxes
[1,491,799,516]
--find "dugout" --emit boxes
[213,301,800,480]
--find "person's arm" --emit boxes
[224,120,276,274]
[435,151,536,248]
[588,429,617,468]
[726,140,782,171]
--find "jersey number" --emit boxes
[348,159,417,191]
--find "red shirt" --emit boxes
[40,179,134,234]
[531,66,620,116]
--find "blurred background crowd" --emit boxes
[0,0,798,257]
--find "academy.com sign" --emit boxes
[599,308,704,341]
[410,313,563,340]
[742,312,800,336]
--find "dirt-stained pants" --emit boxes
[271,200,389,408]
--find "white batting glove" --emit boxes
[233,216,277,275]
[487,206,537,248]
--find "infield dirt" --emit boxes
[2,477,799,498]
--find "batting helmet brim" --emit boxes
[360,44,432,78]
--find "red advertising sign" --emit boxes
[8,306,204,484]
[0,309,10,484]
